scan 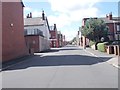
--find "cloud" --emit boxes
[23,0,102,41]
[48,13,71,28]
[61,28,78,41]
[48,0,101,24]
[32,11,41,17]
[47,0,102,40]
[24,7,42,18]
[24,7,32,12]
[48,0,101,12]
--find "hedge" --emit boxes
[97,43,105,52]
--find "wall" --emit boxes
[25,35,39,53]
[25,35,49,53]
[2,2,28,62]
[0,2,2,63]
[24,25,50,40]
[24,25,50,50]
[107,23,114,40]
[49,30,58,48]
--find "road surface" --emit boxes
[2,45,118,88]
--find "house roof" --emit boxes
[20,0,24,7]
[99,18,114,23]
[49,26,54,31]
[99,17,120,24]
[24,17,45,26]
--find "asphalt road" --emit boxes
[2,45,118,88]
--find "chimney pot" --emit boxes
[27,14,29,18]
[106,14,108,18]
[108,12,112,20]
[42,10,45,20]
[54,24,56,30]
[30,12,32,18]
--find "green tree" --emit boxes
[81,18,109,42]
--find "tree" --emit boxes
[81,18,109,42]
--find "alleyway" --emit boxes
[2,45,118,88]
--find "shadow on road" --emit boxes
[2,54,112,71]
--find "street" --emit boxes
[2,45,118,88]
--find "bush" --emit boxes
[89,40,96,46]
[97,43,105,52]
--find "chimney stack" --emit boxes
[108,12,112,20]
[106,14,108,18]
[54,24,56,30]
[42,10,45,20]
[26,14,29,18]
[30,12,32,18]
[78,31,79,35]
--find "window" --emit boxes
[24,28,43,36]
[117,25,120,32]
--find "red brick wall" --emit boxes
[107,23,114,40]
[25,35,39,53]
[50,30,58,48]
[50,31,57,39]
[0,2,2,63]
[2,2,28,62]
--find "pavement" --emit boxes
[83,47,120,69]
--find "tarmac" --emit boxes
[0,46,120,71]
[83,47,120,69]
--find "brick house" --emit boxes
[80,13,120,47]
[24,11,50,52]
[1,1,28,62]
[24,29,44,53]
[49,24,59,48]
[57,31,64,47]
[63,35,66,46]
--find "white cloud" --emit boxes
[24,7,42,18]
[23,0,103,41]
[48,13,71,28]
[47,0,102,41]
[61,29,78,41]
[48,0,101,13]
[48,0,101,25]
[24,7,32,12]
[32,11,41,17]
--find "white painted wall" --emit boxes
[24,25,50,40]
[24,21,50,51]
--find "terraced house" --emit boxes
[80,13,120,47]
[24,11,50,53]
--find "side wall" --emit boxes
[107,23,114,40]
[0,1,2,63]
[24,26,50,50]
[2,2,28,62]
[25,35,39,53]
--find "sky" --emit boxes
[23,0,119,41]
